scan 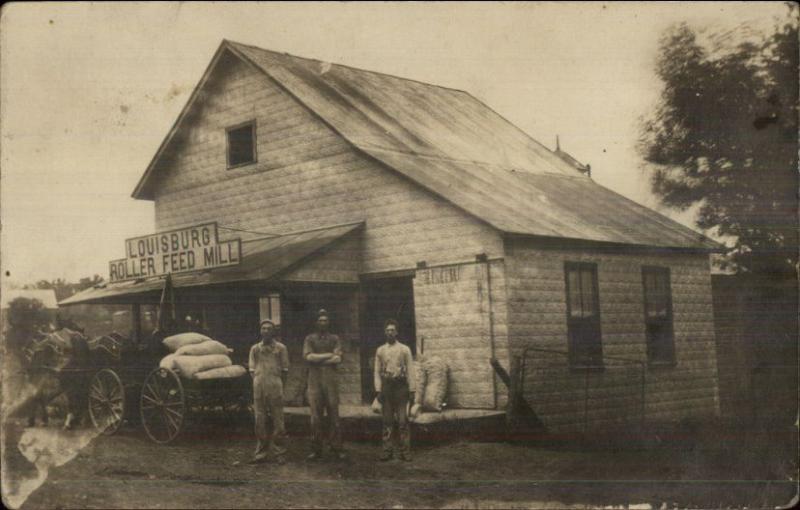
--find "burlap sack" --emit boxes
[159,353,178,370]
[162,332,212,352]
[421,356,448,412]
[175,339,230,356]
[172,354,232,378]
[194,364,247,380]
[412,358,425,406]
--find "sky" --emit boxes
[0,1,789,287]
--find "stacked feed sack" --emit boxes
[159,333,247,379]
[413,354,449,414]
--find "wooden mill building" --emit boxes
[63,40,722,431]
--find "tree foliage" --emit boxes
[4,297,51,353]
[29,274,103,302]
[640,6,798,279]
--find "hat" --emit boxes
[259,319,275,328]
[317,308,329,318]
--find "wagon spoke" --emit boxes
[89,369,124,435]
[106,382,121,400]
[144,381,160,401]
[163,406,183,419]
[94,376,106,398]
[160,409,178,435]
[89,387,106,401]
[141,394,160,406]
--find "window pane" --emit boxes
[228,124,255,166]
[580,268,595,317]
[644,270,661,317]
[258,294,282,326]
[269,294,281,325]
[567,269,582,317]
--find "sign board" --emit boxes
[108,223,241,283]
[418,265,461,285]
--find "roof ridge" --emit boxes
[224,39,473,96]
[364,144,583,178]
[458,89,584,174]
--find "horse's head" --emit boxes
[56,316,85,334]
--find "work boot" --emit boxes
[306,452,322,461]
[399,453,412,462]
[379,451,393,462]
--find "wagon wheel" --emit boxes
[140,368,185,444]
[88,369,125,435]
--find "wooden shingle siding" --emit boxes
[153,52,502,275]
[151,52,503,405]
[413,260,509,409]
[506,238,719,430]
[282,232,363,284]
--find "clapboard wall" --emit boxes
[413,260,509,408]
[505,237,720,431]
[151,51,502,273]
[149,50,504,407]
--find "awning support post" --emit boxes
[132,303,142,343]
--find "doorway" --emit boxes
[360,276,416,402]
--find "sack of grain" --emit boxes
[172,354,232,378]
[159,353,178,370]
[412,358,425,406]
[175,339,230,357]
[371,396,382,414]
[163,332,212,352]
[194,364,247,380]
[421,356,448,412]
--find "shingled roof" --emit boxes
[133,40,719,251]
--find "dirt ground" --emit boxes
[3,413,797,510]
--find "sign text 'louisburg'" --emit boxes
[109,223,241,283]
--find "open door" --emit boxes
[360,276,416,402]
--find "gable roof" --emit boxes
[133,40,719,251]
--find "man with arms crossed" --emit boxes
[303,309,346,460]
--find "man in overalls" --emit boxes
[303,309,346,460]
[248,319,289,464]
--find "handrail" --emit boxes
[517,344,647,435]
[520,346,644,366]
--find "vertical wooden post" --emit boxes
[507,355,522,430]
[583,370,589,436]
[639,363,646,435]
[132,303,142,343]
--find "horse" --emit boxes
[20,325,92,429]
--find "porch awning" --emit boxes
[59,222,364,306]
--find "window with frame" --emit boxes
[564,262,603,367]
[226,121,256,168]
[642,266,675,365]
[259,294,282,326]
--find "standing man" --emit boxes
[248,319,289,465]
[303,309,346,460]
[374,319,415,461]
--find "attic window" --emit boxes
[226,121,256,168]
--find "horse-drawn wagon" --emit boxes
[26,326,252,444]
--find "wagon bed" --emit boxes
[84,335,252,444]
